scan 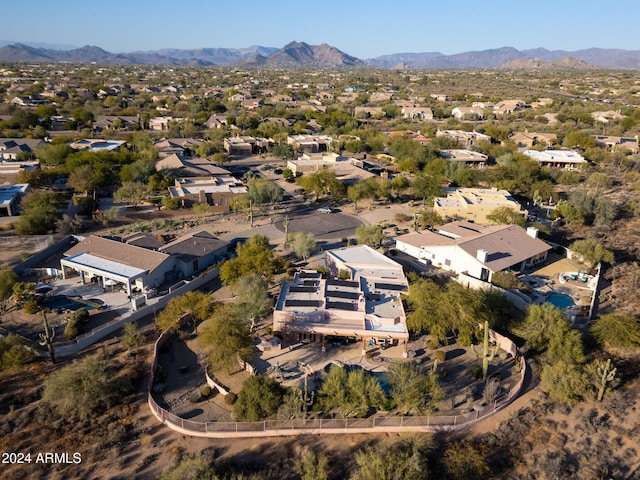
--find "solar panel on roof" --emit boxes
[299,272,320,279]
[289,286,317,293]
[326,301,358,311]
[326,290,360,300]
[327,279,358,288]
[374,282,406,291]
[302,280,317,286]
[285,300,322,308]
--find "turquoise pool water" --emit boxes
[545,292,575,309]
[43,295,102,312]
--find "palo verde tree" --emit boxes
[155,291,213,334]
[199,304,253,373]
[219,234,288,285]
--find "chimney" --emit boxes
[476,249,488,263]
[526,227,539,239]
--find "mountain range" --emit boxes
[0,41,639,69]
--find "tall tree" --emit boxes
[155,291,212,334]
[15,190,61,235]
[291,231,317,260]
[113,182,152,208]
[199,304,253,373]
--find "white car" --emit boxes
[317,207,332,214]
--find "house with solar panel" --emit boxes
[273,245,410,355]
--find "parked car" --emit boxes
[317,207,332,214]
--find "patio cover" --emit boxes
[61,252,147,284]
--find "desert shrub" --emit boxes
[161,197,180,210]
[471,366,483,380]
[426,338,440,350]
[434,350,446,362]
[64,308,90,340]
[42,355,120,419]
[395,213,412,223]
[0,335,36,370]
[23,300,40,314]
[200,386,212,398]
[224,392,237,405]
[491,271,523,290]
[233,375,285,421]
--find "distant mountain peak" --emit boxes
[0,42,638,69]
[498,55,597,71]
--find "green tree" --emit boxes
[199,304,254,374]
[540,361,589,406]
[233,275,272,332]
[233,375,285,421]
[319,365,385,418]
[122,322,143,352]
[388,363,443,415]
[352,436,432,480]
[42,355,120,419]
[246,177,282,211]
[113,182,152,208]
[67,164,97,194]
[162,197,181,210]
[192,202,210,223]
[411,174,442,205]
[0,268,18,301]
[296,170,345,201]
[291,231,317,260]
[355,224,384,248]
[570,238,614,268]
[220,235,286,285]
[486,206,526,226]
[590,312,640,350]
[156,291,212,333]
[15,190,61,235]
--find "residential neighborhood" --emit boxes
[0,45,639,480]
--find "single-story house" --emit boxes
[395,221,551,282]
[0,183,30,216]
[60,232,228,296]
[523,149,587,169]
[433,188,526,224]
[273,245,410,353]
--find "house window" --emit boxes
[192,259,199,272]
[444,259,451,266]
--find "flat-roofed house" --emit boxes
[435,129,491,148]
[395,221,550,282]
[0,183,30,216]
[433,187,526,224]
[168,176,247,211]
[523,149,587,169]
[440,149,488,168]
[273,245,410,354]
[593,135,639,153]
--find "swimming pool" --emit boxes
[43,295,102,312]
[545,292,575,309]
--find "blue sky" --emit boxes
[3,0,639,58]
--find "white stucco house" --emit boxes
[395,221,551,282]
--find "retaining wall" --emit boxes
[148,327,527,438]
